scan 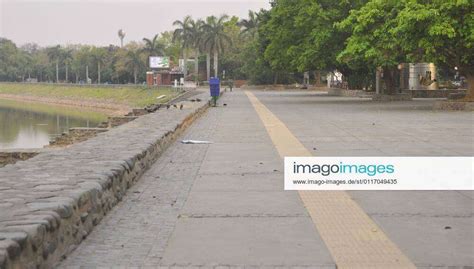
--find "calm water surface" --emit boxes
[0,99,108,149]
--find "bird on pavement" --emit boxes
[166,105,170,109]
[180,104,183,110]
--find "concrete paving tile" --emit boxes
[181,190,307,217]
[199,160,282,176]
[370,216,474,267]
[160,217,335,267]
[191,173,284,192]
[348,191,473,217]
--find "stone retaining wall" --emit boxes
[327,88,367,97]
[433,100,474,111]
[372,94,413,101]
[48,128,109,147]
[0,151,40,168]
[404,89,467,98]
[0,94,209,269]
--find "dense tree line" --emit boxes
[0,32,177,84]
[0,14,241,85]
[0,0,472,96]
[257,0,473,95]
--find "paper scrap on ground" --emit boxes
[156,95,166,100]
[181,140,213,144]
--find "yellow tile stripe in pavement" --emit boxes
[245,91,416,269]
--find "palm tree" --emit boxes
[173,16,194,79]
[62,49,73,83]
[142,34,165,66]
[125,48,142,84]
[202,15,232,78]
[201,17,213,81]
[118,29,126,48]
[189,19,204,83]
[46,45,62,83]
[91,47,107,84]
[238,10,259,37]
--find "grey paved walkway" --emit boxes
[60,90,473,268]
[254,91,474,268]
[59,91,334,268]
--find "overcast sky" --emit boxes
[0,0,269,46]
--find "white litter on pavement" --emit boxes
[181,140,213,144]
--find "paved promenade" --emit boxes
[59,90,473,268]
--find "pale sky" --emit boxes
[0,0,269,46]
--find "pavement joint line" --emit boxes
[244,90,417,269]
[198,171,283,176]
[178,214,308,218]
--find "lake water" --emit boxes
[0,99,108,149]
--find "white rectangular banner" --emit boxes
[284,157,473,190]
[150,56,170,68]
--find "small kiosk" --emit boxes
[146,57,184,86]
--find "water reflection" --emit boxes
[0,99,107,149]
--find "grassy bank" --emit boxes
[0,83,181,107]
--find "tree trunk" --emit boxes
[134,68,137,84]
[273,72,278,85]
[65,64,69,83]
[98,62,101,84]
[56,61,59,83]
[183,50,188,80]
[463,73,474,102]
[206,53,211,81]
[194,50,199,84]
[314,70,321,86]
[383,67,397,95]
[214,50,218,77]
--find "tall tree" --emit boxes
[90,47,107,84]
[62,49,73,83]
[0,38,20,81]
[238,10,259,37]
[159,31,181,64]
[173,16,194,79]
[189,19,204,83]
[142,34,165,61]
[262,0,367,86]
[46,45,62,83]
[70,46,90,83]
[201,16,213,81]
[393,0,474,100]
[202,15,232,77]
[125,48,143,84]
[240,10,275,84]
[337,0,406,94]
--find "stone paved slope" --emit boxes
[0,92,209,269]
